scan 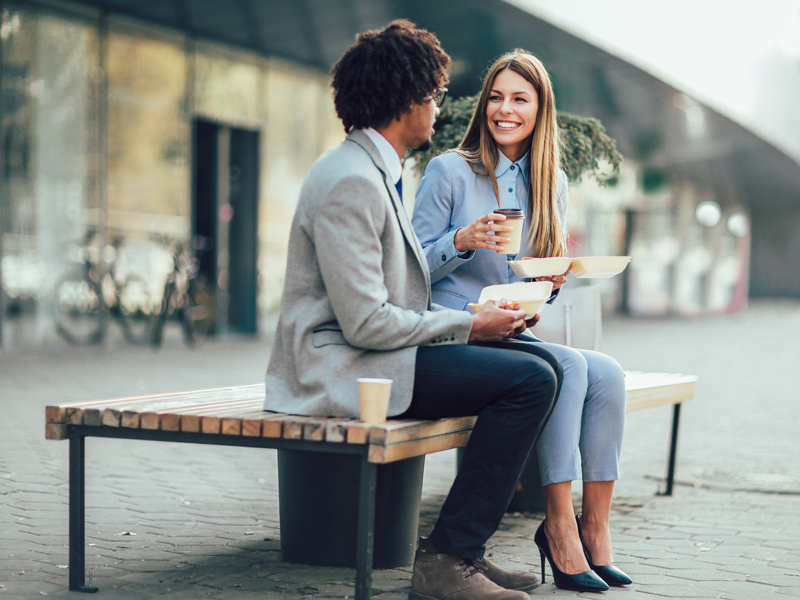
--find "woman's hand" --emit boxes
[454,213,513,253]
[524,313,541,329]
[533,266,571,293]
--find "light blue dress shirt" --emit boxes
[412,151,568,311]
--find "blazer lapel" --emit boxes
[347,131,432,292]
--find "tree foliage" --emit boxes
[413,94,623,185]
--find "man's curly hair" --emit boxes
[331,20,451,133]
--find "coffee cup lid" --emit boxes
[495,208,524,218]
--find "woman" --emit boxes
[412,49,630,592]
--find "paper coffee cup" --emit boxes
[493,209,525,255]
[357,378,393,424]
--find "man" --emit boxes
[265,20,561,600]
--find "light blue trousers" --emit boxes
[533,342,626,486]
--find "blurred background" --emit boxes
[2,0,799,351]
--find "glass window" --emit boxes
[1,7,99,347]
[107,29,189,240]
[1,6,349,345]
[194,46,260,125]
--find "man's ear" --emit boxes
[398,102,417,119]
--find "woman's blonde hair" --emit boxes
[455,49,566,257]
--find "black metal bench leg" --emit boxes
[355,457,377,600]
[657,403,682,496]
[69,431,98,593]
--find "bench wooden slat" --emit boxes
[45,423,69,440]
[282,416,316,440]
[160,413,182,431]
[626,383,697,411]
[369,430,472,463]
[82,408,103,426]
[261,414,293,438]
[121,410,141,429]
[368,416,477,445]
[201,405,270,435]
[178,413,202,433]
[303,418,337,441]
[65,407,84,425]
[222,412,269,436]
[102,408,125,428]
[241,415,267,437]
[325,420,351,443]
[197,403,269,434]
[346,423,371,445]
[623,371,698,412]
[301,417,363,442]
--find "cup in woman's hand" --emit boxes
[492,209,525,254]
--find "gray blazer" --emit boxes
[264,130,473,418]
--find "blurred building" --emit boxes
[2,0,799,349]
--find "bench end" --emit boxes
[45,423,69,440]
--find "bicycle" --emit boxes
[150,239,216,347]
[54,230,164,345]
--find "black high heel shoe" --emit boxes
[533,520,609,592]
[576,513,632,586]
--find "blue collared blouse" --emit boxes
[411,150,568,311]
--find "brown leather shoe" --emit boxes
[410,543,529,600]
[472,557,540,592]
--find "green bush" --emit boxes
[414,94,622,185]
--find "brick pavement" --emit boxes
[2,300,799,599]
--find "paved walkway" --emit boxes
[2,300,799,599]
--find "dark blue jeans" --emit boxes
[400,340,562,559]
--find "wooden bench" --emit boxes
[45,371,697,599]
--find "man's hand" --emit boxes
[454,213,513,253]
[468,300,527,342]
